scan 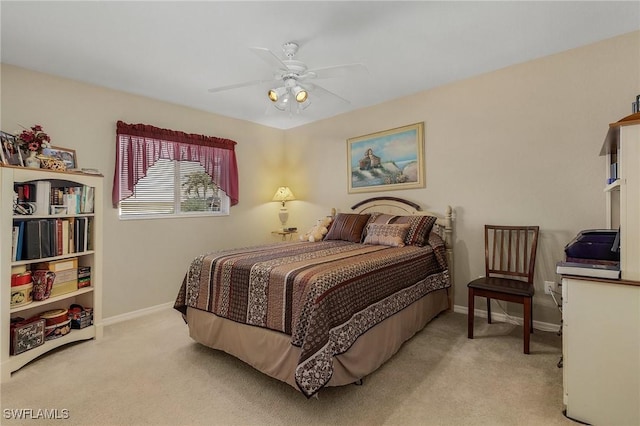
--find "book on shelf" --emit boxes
[68,217,75,253]
[15,221,25,261]
[23,220,42,260]
[61,219,70,255]
[74,217,88,253]
[556,261,621,279]
[14,183,36,203]
[11,226,19,262]
[39,220,52,259]
[79,185,93,213]
[35,181,51,216]
[54,218,63,256]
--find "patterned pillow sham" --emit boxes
[324,213,371,243]
[363,212,438,246]
[393,215,438,246]
[363,223,410,247]
[362,213,396,240]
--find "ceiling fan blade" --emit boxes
[304,82,351,104]
[208,79,275,93]
[304,63,368,80]
[249,47,289,72]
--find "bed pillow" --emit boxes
[362,213,397,239]
[363,223,410,247]
[324,213,371,243]
[393,215,438,246]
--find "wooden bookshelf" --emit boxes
[0,166,103,381]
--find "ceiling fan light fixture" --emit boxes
[209,42,364,116]
[268,87,287,102]
[273,93,290,111]
[292,86,308,103]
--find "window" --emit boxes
[113,121,238,219]
[118,159,231,218]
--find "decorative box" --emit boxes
[33,257,78,272]
[40,308,69,326]
[50,280,78,298]
[11,265,28,275]
[77,267,91,289]
[50,268,77,285]
[11,271,32,286]
[44,319,71,341]
[68,305,93,329]
[40,309,71,341]
[10,282,33,308]
[78,266,91,278]
[10,317,46,355]
[40,157,67,171]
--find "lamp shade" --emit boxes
[272,186,296,203]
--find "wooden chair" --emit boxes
[467,225,540,354]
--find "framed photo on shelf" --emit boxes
[42,146,77,169]
[0,131,24,166]
[347,122,425,194]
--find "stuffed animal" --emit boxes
[300,216,333,242]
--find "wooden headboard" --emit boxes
[350,196,455,308]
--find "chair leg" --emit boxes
[530,303,534,334]
[486,297,492,324]
[468,288,475,339]
[523,297,531,354]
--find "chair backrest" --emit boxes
[484,225,539,284]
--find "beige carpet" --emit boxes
[0,308,573,425]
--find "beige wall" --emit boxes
[1,65,286,317]
[2,30,638,324]
[285,30,640,325]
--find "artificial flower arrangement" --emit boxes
[16,125,51,155]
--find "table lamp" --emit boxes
[272,186,296,230]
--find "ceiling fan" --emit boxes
[208,42,367,114]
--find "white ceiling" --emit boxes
[2,1,639,130]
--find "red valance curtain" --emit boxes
[112,121,239,207]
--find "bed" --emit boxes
[174,197,454,397]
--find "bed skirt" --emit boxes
[186,287,449,393]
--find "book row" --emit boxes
[11,217,93,262]
[14,181,94,216]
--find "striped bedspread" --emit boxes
[174,234,450,397]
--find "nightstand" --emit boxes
[272,230,297,241]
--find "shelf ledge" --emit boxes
[10,286,94,314]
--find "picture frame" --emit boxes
[1,131,24,167]
[42,146,77,169]
[347,122,425,193]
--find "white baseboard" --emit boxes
[103,302,561,332]
[102,302,174,327]
[453,304,560,333]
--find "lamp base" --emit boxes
[278,208,289,230]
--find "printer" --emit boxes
[564,229,620,263]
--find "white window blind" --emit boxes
[119,159,229,219]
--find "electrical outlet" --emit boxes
[544,281,556,295]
